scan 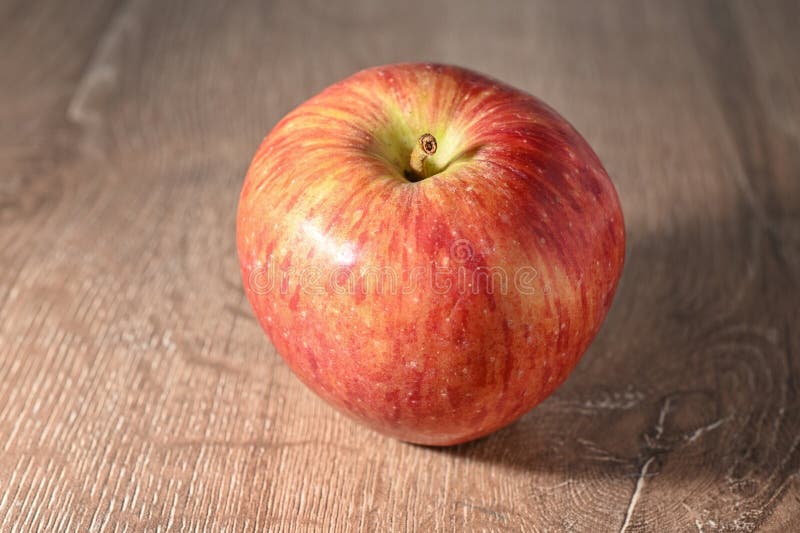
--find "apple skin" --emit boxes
[237,63,625,446]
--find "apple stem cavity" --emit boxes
[407,133,437,182]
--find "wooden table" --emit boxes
[2,1,799,530]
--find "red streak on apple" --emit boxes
[237,63,625,446]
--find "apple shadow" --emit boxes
[428,200,798,499]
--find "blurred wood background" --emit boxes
[1,0,799,531]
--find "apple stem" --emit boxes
[408,133,437,180]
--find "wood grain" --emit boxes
[1,0,798,530]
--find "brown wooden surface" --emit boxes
[1,0,799,531]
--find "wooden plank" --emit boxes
[0,0,798,530]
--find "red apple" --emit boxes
[237,63,625,446]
